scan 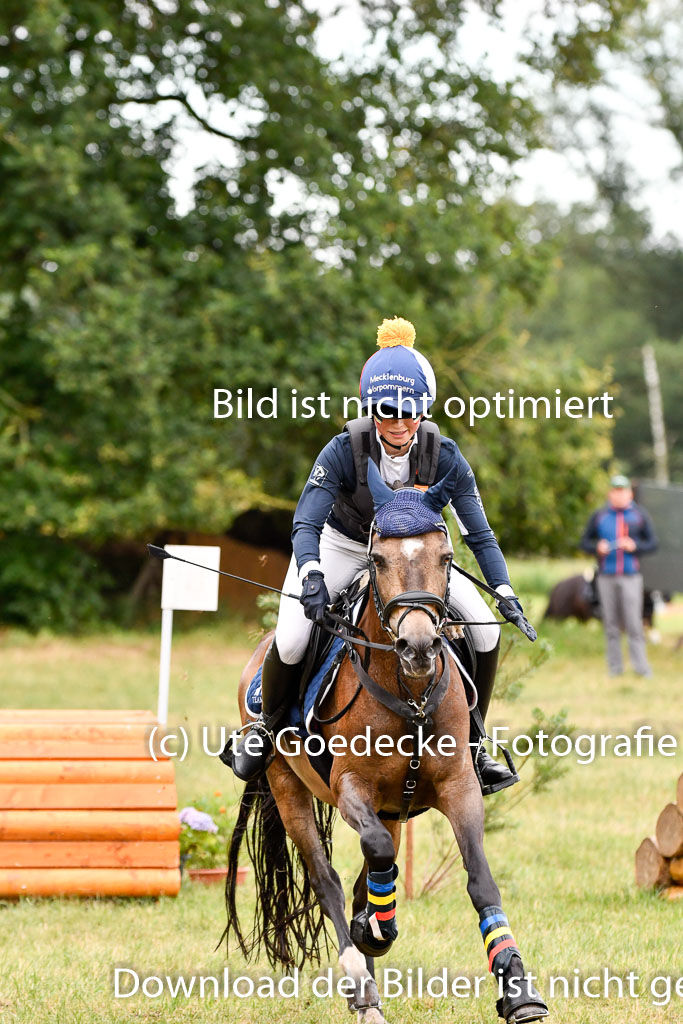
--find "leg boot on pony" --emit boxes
[350,865,399,957]
[470,641,519,795]
[225,639,301,782]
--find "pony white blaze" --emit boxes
[400,538,424,560]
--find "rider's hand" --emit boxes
[300,570,331,623]
[597,539,610,556]
[497,594,537,642]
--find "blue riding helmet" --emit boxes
[359,317,436,418]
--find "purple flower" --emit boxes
[179,806,218,833]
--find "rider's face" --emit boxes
[609,486,633,509]
[374,415,422,451]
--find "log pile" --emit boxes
[635,772,683,901]
[0,709,180,897]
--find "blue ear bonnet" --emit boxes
[373,488,447,538]
[366,457,456,538]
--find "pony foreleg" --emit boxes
[436,781,548,1023]
[351,817,401,983]
[266,764,385,1023]
[335,774,401,963]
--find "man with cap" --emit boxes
[580,475,658,676]
[230,317,536,787]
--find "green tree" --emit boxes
[0,1,637,626]
[518,201,683,482]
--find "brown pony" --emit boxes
[224,483,548,1024]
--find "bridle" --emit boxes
[314,523,481,822]
[366,523,453,645]
[314,523,457,823]
[322,522,454,656]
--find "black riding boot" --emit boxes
[470,640,519,795]
[227,639,301,783]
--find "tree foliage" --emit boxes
[0,1,638,626]
[518,201,683,483]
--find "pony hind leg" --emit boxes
[436,781,549,1023]
[266,761,386,1024]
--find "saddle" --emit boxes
[297,572,371,717]
[244,574,370,735]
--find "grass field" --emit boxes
[1,557,682,1024]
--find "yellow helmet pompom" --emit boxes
[376,316,416,349]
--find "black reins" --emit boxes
[149,537,506,821]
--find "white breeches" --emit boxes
[275,524,500,664]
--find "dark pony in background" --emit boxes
[544,572,656,627]
[224,465,548,1024]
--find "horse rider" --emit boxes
[230,317,537,789]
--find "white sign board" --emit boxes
[160,545,220,611]
[157,545,221,724]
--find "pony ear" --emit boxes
[366,459,396,512]
[422,463,459,511]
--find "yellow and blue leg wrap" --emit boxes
[479,906,520,976]
[480,905,549,1020]
[350,864,399,956]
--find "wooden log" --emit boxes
[0,867,181,897]
[670,858,683,884]
[677,772,683,813]
[635,836,671,889]
[0,722,159,760]
[662,885,683,902]
[0,783,177,810]
[0,759,174,784]
[0,841,179,869]
[0,810,180,841]
[656,803,683,858]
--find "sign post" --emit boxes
[158,545,221,725]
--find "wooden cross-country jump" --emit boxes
[0,709,180,897]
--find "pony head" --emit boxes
[366,460,454,678]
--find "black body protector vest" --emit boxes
[330,416,442,543]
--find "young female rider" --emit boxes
[231,317,537,788]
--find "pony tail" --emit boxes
[222,773,336,969]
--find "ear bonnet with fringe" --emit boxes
[367,460,454,538]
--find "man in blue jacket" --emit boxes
[580,475,658,676]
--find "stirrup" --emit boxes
[226,717,276,782]
[473,742,520,796]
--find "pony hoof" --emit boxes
[507,1005,549,1023]
[497,974,549,1023]
[350,912,396,958]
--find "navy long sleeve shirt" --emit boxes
[292,432,512,589]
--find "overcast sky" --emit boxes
[166,0,683,242]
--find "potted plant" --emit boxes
[179,795,248,885]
